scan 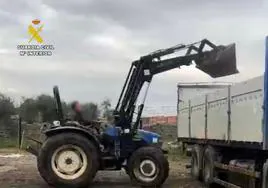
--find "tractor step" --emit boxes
[101,156,121,170]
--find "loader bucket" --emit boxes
[195,43,238,78]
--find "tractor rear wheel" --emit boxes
[37,132,99,188]
[127,146,169,187]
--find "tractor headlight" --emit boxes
[152,137,158,143]
[152,137,163,147]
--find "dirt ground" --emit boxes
[0,149,203,188]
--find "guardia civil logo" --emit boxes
[28,19,44,44]
[17,19,55,56]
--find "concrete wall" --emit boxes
[142,116,177,127]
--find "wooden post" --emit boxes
[17,117,22,149]
[20,130,25,149]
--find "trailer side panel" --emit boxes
[230,76,263,142]
[177,75,264,144]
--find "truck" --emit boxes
[177,37,268,188]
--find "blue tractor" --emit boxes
[34,39,237,187]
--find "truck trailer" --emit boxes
[177,38,268,188]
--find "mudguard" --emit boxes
[26,125,101,156]
[44,126,101,149]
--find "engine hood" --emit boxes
[137,129,161,145]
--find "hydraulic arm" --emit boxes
[114,39,238,131]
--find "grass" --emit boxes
[0,137,18,148]
[0,148,22,154]
[162,141,188,161]
[0,137,31,154]
[167,146,188,161]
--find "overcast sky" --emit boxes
[0,0,268,114]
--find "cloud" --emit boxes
[0,48,11,54]
[0,0,267,115]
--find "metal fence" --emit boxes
[0,116,20,148]
[0,116,42,149]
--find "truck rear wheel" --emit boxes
[37,132,99,188]
[202,146,216,186]
[191,145,203,180]
[127,146,169,187]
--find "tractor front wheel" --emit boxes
[127,146,169,187]
[37,132,99,188]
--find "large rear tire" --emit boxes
[37,132,99,188]
[191,145,203,180]
[127,146,169,187]
[202,146,217,187]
